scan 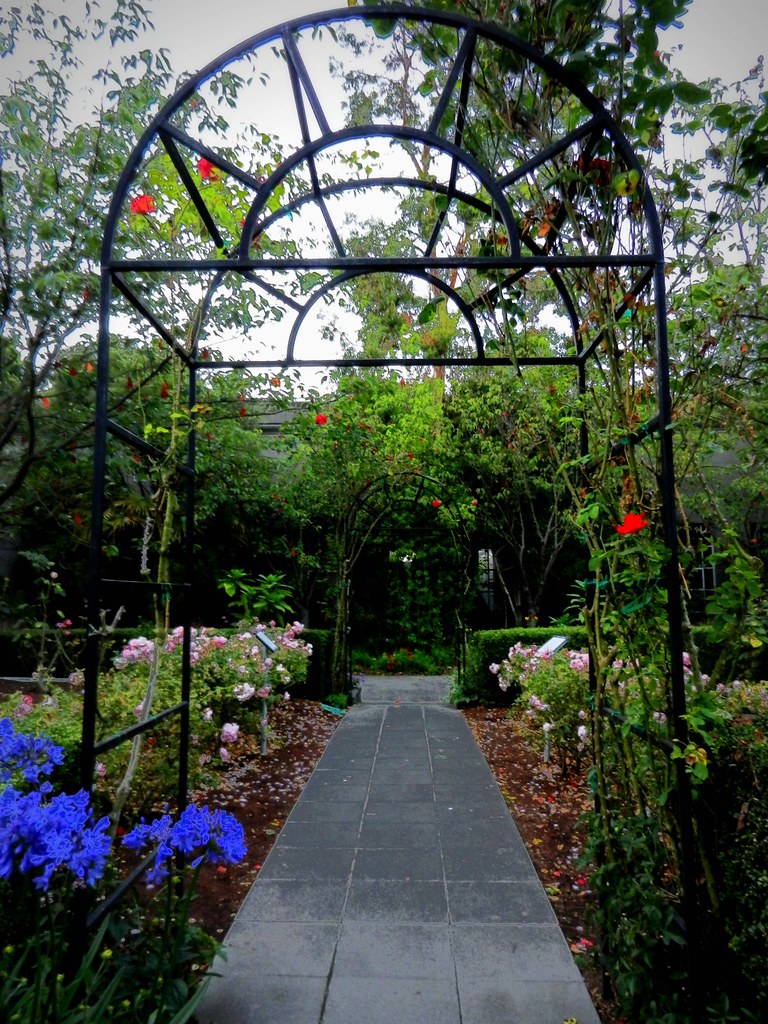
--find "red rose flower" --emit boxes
[198,157,221,181]
[615,511,648,535]
[315,413,328,425]
[130,194,156,215]
[432,499,442,508]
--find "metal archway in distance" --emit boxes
[85,0,692,982]
[336,470,477,689]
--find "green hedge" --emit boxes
[1,625,335,700]
[452,624,744,708]
[453,627,589,707]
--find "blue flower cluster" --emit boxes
[0,716,65,788]
[122,803,247,885]
[0,787,112,890]
[1,719,111,891]
[1,717,246,894]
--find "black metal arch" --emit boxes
[338,469,477,689]
[84,1,690,950]
[98,4,664,374]
[239,124,524,264]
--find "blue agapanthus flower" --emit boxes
[122,803,246,884]
[0,716,65,786]
[0,783,112,891]
[0,719,112,891]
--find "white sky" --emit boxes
[2,0,763,375]
[144,0,766,85]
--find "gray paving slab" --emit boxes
[359,673,452,704]
[196,676,601,1024]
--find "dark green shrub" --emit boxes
[302,628,333,699]
[585,813,690,1023]
[323,692,349,709]
[350,644,454,675]
[706,686,768,1020]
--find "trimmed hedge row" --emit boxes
[453,624,731,707]
[454,627,589,706]
[0,626,336,701]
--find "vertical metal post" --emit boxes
[81,271,113,793]
[652,257,701,1022]
[177,360,197,815]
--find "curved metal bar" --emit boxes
[101,4,659,256]
[284,266,486,362]
[256,174,493,233]
[238,122,522,261]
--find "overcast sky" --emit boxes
[145,0,765,86]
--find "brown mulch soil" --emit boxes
[186,699,342,939]
[187,697,620,1022]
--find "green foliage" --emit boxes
[217,569,294,622]
[0,2,171,513]
[350,644,454,676]
[584,814,689,1023]
[705,682,768,1018]
[446,368,582,625]
[322,692,349,710]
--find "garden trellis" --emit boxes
[85,0,694,989]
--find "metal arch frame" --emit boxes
[335,470,476,691]
[84,1,693,972]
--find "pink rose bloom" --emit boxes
[219,746,231,762]
[257,685,271,699]
[221,722,239,744]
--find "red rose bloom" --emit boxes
[432,499,442,508]
[615,511,649,535]
[315,414,328,425]
[198,157,221,181]
[130,194,156,215]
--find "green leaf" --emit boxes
[673,81,712,106]
[299,272,325,294]
[366,16,397,39]
[418,300,438,325]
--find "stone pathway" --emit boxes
[196,676,600,1024]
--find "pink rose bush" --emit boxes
[104,621,312,791]
[493,639,727,779]
[492,642,591,775]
